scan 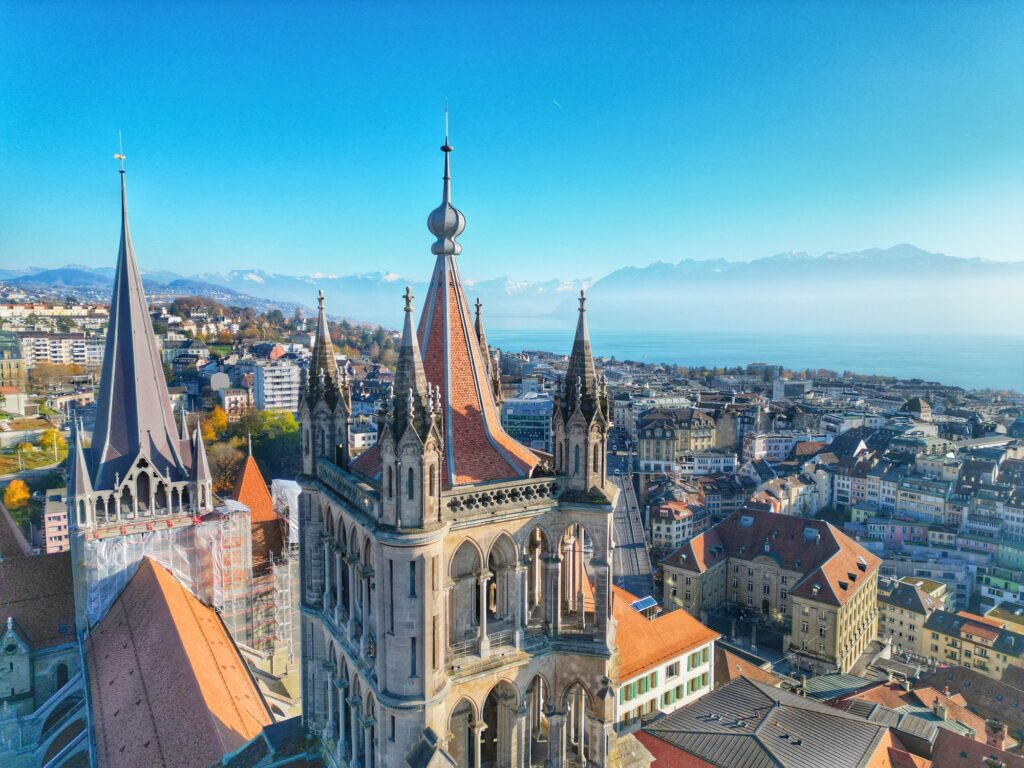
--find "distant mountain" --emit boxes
[578,244,1024,333]
[4,245,1021,333]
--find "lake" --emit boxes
[487,330,1024,392]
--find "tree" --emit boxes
[38,428,67,452]
[208,405,229,438]
[200,417,217,444]
[208,442,244,494]
[3,479,29,510]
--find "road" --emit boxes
[611,472,655,599]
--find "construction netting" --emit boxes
[271,479,301,546]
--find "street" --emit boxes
[611,473,655,598]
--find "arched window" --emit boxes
[574,445,580,475]
[407,468,415,501]
[429,465,436,497]
[593,446,599,473]
[386,467,393,499]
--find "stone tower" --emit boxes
[299,132,624,767]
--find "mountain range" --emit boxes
[3,244,1022,333]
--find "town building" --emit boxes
[662,509,881,672]
[16,332,104,368]
[42,489,70,553]
[922,609,1024,680]
[500,390,554,452]
[249,358,302,411]
[0,348,27,388]
[877,576,946,657]
[637,407,716,473]
[611,586,718,733]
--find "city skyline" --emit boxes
[2,1,1023,280]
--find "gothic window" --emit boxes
[429,465,436,497]
[386,467,393,499]
[55,663,68,689]
[593,446,598,473]
[574,445,580,475]
[407,468,415,501]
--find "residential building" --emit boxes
[42,490,70,553]
[500,391,554,452]
[923,610,1024,680]
[251,358,301,411]
[0,349,26,388]
[612,586,718,733]
[877,576,945,656]
[662,509,880,672]
[637,407,716,472]
[16,332,104,367]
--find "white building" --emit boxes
[17,333,105,367]
[251,359,301,411]
[612,586,718,733]
[677,451,738,477]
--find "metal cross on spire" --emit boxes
[403,285,414,312]
[578,289,587,312]
[114,130,126,173]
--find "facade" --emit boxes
[16,332,104,368]
[252,358,302,412]
[42,490,70,553]
[0,349,27,388]
[637,407,715,473]
[662,509,881,672]
[877,576,944,656]
[298,140,644,767]
[500,391,554,453]
[922,609,1024,680]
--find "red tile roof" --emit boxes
[0,551,74,649]
[612,585,719,681]
[418,256,538,486]
[86,557,272,768]
[231,455,284,575]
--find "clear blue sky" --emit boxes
[1,1,1022,282]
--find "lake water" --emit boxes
[487,330,1024,392]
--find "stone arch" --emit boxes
[481,678,520,768]
[446,696,478,768]
[523,525,551,629]
[485,533,518,628]
[449,539,484,649]
[364,693,377,766]
[561,680,597,765]
[524,673,552,765]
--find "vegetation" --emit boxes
[3,478,29,510]
[28,362,90,392]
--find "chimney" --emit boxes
[986,719,1007,751]
[943,685,951,698]
[903,678,912,692]
[932,698,946,721]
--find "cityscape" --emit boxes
[1,3,1023,768]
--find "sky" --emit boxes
[1,1,1022,283]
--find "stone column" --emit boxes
[514,565,526,647]
[515,704,529,768]
[335,547,344,625]
[472,720,487,768]
[546,711,565,768]
[326,674,335,738]
[478,571,491,657]
[348,696,362,766]
[322,539,332,610]
[337,679,348,760]
[545,554,563,635]
[347,556,358,636]
[363,718,374,768]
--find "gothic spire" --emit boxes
[192,426,211,489]
[68,418,93,498]
[426,117,466,257]
[392,286,431,437]
[306,289,339,406]
[563,289,603,421]
[92,166,189,490]
[474,298,501,405]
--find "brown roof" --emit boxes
[612,585,718,681]
[713,646,784,689]
[931,728,1024,768]
[0,551,74,649]
[664,509,881,607]
[86,557,272,768]
[231,455,284,575]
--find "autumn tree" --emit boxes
[3,479,29,510]
[208,405,229,438]
[38,427,67,452]
[200,417,217,444]
[208,442,244,494]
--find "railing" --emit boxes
[489,629,515,649]
[317,459,378,516]
[449,637,478,660]
[444,477,560,519]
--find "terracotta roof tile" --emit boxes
[86,557,272,768]
[231,456,284,575]
[612,585,718,681]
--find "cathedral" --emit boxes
[299,135,633,767]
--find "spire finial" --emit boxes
[247,432,252,456]
[114,132,126,175]
[475,297,482,318]
[578,289,587,313]
[403,286,414,313]
[444,97,449,145]
[317,289,325,310]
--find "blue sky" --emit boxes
[1,1,1022,282]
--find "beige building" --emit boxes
[637,407,716,473]
[877,576,948,657]
[662,508,880,672]
[923,609,1024,681]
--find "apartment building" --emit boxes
[877,576,946,656]
[17,333,104,367]
[923,610,1024,681]
[251,358,301,411]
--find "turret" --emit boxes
[553,290,610,493]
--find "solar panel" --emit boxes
[630,596,658,612]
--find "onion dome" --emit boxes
[427,141,466,256]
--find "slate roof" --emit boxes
[878,581,940,616]
[663,509,880,607]
[0,551,74,649]
[86,557,272,768]
[642,676,895,768]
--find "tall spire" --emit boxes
[68,418,93,498]
[427,109,466,257]
[91,164,189,490]
[306,289,339,405]
[564,289,601,419]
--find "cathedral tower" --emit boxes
[300,129,623,767]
